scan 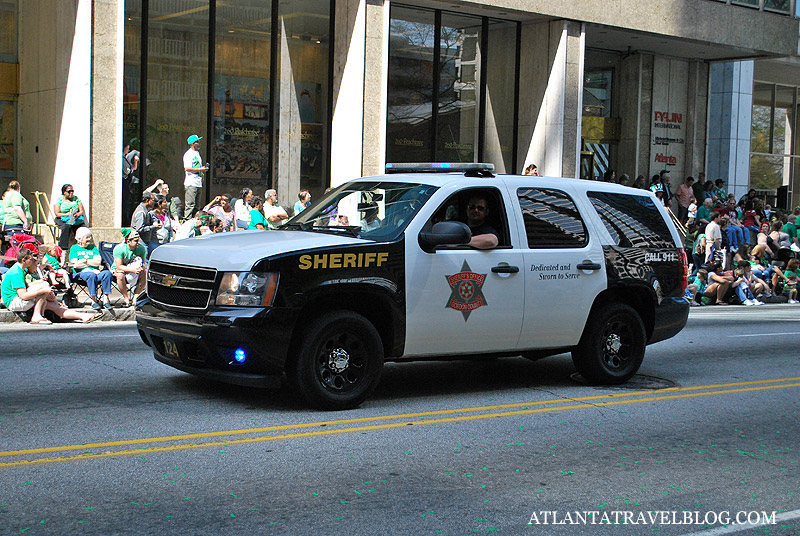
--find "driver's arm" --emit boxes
[469,233,498,250]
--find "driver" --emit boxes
[465,194,499,249]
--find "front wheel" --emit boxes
[288,311,384,410]
[571,303,646,384]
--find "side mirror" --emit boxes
[418,221,471,252]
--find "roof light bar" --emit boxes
[385,162,495,174]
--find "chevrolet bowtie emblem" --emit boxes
[162,274,178,287]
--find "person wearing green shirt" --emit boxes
[52,183,86,256]
[1,180,32,232]
[69,227,114,311]
[248,196,267,230]
[782,215,799,248]
[695,198,713,225]
[113,228,148,307]
[2,247,101,323]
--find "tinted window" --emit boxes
[517,188,587,248]
[588,191,674,248]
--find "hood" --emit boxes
[150,230,369,271]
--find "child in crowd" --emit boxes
[732,263,763,306]
[39,244,70,290]
[686,269,708,305]
[687,197,698,220]
[783,273,799,304]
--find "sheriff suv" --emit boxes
[136,163,689,410]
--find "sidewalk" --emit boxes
[0,285,136,323]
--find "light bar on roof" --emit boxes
[385,162,495,173]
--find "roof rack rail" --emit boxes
[385,162,495,176]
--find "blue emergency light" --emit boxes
[234,348,246,363]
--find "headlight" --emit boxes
[216,272,279,307]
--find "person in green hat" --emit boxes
[113,228,148,307]
[183,134,209,219]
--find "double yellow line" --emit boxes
[2,377,799,468]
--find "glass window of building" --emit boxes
[123,1,142,223]
[387,6,519,171]
[387,6,435,163]
[212,0,272,199]
[275,0,331,202]
[0,0,17,181]
[436,13,481,163]
[750,81,798,207]
[764,0,791,13]
[483,19,517,173]
[146,0,210,214]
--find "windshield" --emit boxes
[287,181,438,242]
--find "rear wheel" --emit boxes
[571,303,645,384]
[288,311,383,410]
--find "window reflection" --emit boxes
[212,0,272,197]
[436,13,481,163]
[387,6,435,163]
[275,0,330,201]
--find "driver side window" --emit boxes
[428,188,510,248]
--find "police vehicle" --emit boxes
[136,163,689,410]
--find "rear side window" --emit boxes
[588,191,674,248]
[517,188,587,248]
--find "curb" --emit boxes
[0,307,135,323]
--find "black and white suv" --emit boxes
[136,164,689,409]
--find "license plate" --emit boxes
[163,339,180,358]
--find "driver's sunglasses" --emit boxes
[66,190,74,193]
[468,204,487,212]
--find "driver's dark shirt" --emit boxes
[469,222,499,239]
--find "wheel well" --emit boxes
[289,291,398,360]
[589,286,655,341]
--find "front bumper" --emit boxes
[136,298,299,388]
[649,297,690,344]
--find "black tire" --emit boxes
[571,303,646,384]
[288,311,384,410]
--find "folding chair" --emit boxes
[98,241,137,305]
[66,271,100,308]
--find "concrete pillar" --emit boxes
[91,0,124,235]
[707,60,753,201]
[18,0,94,239]
[361,0,389,178]
[684,60,709,181]
[330,0,366,187]
[517,20,584,178]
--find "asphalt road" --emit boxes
[0,307,799,535]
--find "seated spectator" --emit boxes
[248,197,267,230]
[52,184,86,260]
[770,220,792,250]
[204,194,237,232]
[772,258,800,300]
[294,189,311,215]
[702,262,733,305]
[739,259,770,299]
[69,227,114,311]
[112,229,147,307]
[756,222,774,258]
[748,244,773,284]
[39,243,70,290]
[732,262,763,306]
[733,243,750,266]
[685,269,707,305]
[175,210,210,240]
[234,188,253,230]
[696,198,713,226]
[1,246,101,323]
[210,218,225,233]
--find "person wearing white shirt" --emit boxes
[234,188,253,229]
[183,134,209,219]
[263,189,288,230]
[704,212,723,263]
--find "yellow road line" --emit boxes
[1,381,799,469]
[3,376,798,458]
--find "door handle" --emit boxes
[491,265,519,273]
[577,262,602,271]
